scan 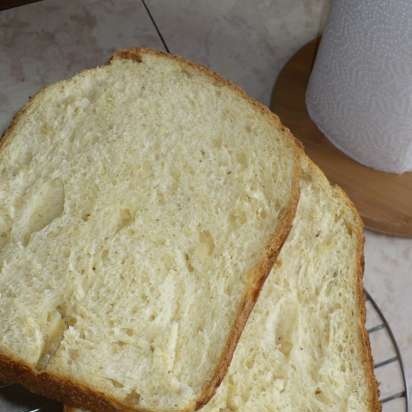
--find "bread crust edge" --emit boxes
[332,183,381,412]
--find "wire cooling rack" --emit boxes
[365,290,409,411]
[0,290,408,412]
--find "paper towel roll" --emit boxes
[306,0,412,173]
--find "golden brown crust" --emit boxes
[0,93,39,152]
[110,47,304,153]
[0,353,137,412]
[333,186,381,412]
[0,48,302,412]
[356,236,381,411]
[303,156,380,411]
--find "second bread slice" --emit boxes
[0,49,300,412]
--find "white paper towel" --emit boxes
[306,0,412,173]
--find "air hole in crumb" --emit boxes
[198,230,215,255]
[82,213,91,222]
[158,192,166,205]
[257,208,267,220]
[69,349,80,361]
[108,378,124,389]
[279,341,293,357]
[229,209,247,228]
[125,389,141,405]
[213,137,223,148]
[40,123,52,135]
[18,178,65,246]
[245,357,254,369]
[0,232,9,249]
[116,208,134,232]
[181,68,193,78]
[124,328,134,337]
[184,253,194,272]
[37,306,69,371]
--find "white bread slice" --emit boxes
[0,49,300,412]
[65,155,380,412]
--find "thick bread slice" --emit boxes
[0,49,300,412]
[66,155,380,412]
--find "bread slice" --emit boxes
[0,49,300,412]
[66,155,380,412]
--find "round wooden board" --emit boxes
[271,38,412,237]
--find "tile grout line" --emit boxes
[141,0,170,53]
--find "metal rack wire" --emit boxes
[0,290,408,411]
[365,290,409,411]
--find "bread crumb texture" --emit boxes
[0,51,298,411]
[64,158,377,412]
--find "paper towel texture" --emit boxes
[306,0,412,173]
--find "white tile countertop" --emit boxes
[0,1,411,411]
